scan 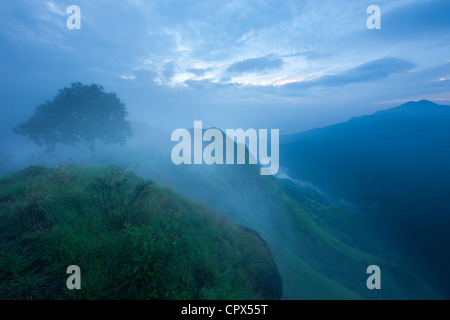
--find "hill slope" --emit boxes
[17,121,443,299]
[94,126,440,299]
[0,165,281,300]
[280,100,450,298]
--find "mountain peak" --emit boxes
[371,99,448,119]
[402,100,439,108]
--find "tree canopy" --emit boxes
[14,82,133,157]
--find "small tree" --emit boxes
[14,82,133,159]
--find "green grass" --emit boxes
[274,180,440,300]
[150,158,440,299]
[0,165,281,300]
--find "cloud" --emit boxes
[226,55,284,75]
[121,75,136,81]
[318,57,416,86]
[162,62,176,81]
[186,67,213,77]
[282,51,333,61]
[358,0,450,45]
[1,0,449,134]
[133,69,158,83]
[285,57,416,90]
[382,0,450,39]
[184,79,239,90]
[46,2,65,16]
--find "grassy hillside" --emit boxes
[137,157,439,299]
[85,123,441,299]
[276,180,439,299]
[0,165,281,300]
[17,123,442,299]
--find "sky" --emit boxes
[1,0,450,135]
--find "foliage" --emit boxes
[89,167,152,228]
[13,83,133,157]
[0,165,281,300]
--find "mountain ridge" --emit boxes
[279,99,450,298]
[282,100,450,144]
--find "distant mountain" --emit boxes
[280,100,450,298]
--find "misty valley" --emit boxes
[1,0,450,303]
[1,82,449,300]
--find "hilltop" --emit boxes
[0,165,281,300]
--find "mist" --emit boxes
[1,0,450,301]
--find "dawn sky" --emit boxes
[1,0,449,134]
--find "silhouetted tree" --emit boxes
[14,82,133,159]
